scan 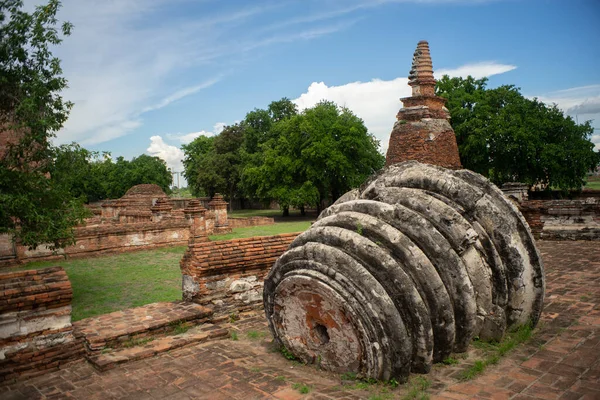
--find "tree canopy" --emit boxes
[182,98,385,215]
[436,76,599,191]
[0,0,88,249]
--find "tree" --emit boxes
[0,0,89,250]
[181,135,214,196]
[191,125,244,210]
[242,101,385,215]
[52,143,104,202]
[436,76,599,191]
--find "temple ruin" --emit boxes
[263,41,545,382]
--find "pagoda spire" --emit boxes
[385,40,462,169]
[408,40,437,97]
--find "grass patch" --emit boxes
[12,246,186,321]
[402,376,431,400]
[292,382,311,394]
[230,331,239,341]
[280,346,296,361]
[169,320,190,335]
[122,337,154,348]
[441,357,459,365]
[460,323,534,381]
[209,221,311,241]
[584,175,600,190]
[247,330,267,340]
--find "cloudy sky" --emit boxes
[36,0,600,177]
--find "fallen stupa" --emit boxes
[263,41,544,382]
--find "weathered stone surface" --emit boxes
[264,161,545,381]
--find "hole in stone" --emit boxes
[313,323,330,345]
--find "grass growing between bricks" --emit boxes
[460,322,534,381]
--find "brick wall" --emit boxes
[180,233,298,317]
[520,199,600,240]
[0,267,83,382]
[11,220,191,263]
[228,217,274,229]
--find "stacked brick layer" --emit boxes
[520,199,600,240]
[0,267,83,382]
[181,233,298,316]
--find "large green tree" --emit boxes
[436,76,599,191]
[0,0,89,249]
[242,101,385,214]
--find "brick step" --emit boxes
[73,301,214,354]
[89,324,229,371]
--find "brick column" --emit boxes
[183,199,208,243]
[208,194,231,234]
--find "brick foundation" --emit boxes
[180,233,298,317]
[0,267,83,382]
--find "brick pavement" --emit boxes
[1,240,599,399]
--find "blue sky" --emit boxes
[44,0,600,178]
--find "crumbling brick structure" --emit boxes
[0,267,83,382]
[385,41,462,169]
[179,200,297,317]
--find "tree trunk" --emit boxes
[300,206,306,216]
[282,206,289,217]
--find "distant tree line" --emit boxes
[52,144,173,202]
[181,99,385,215]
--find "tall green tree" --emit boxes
[0,0,89,249]
[243,101,384,215]
[181,135,214,196]
[52,143,104,202]
[436,76,599,191]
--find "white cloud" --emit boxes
[166,122,228,144]
[147,136,184,172]
[52,0,363,146]
[293,62,517,152]
[437,61,517,79]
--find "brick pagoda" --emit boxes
[385,40,462,169]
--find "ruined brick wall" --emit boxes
[13,220,191,263]
[0,267,83,382]
[180,233,298,317]
[228,217,274,229]
[520,199,600,240]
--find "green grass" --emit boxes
[292,383,312,394]
[584,175,600,190]
[209,221,311,241]
[247,330,267,340]
[460,323,534,381]
[12,246,186,321]
[402,376,431,400]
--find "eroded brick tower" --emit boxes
[385,40,462,169]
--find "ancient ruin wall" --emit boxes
[14,220,191,263]
[0,267,83,382]
[180,233,297,317]
[264,161,545,382]
[519,199,600,240]
[228,216,274,229]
